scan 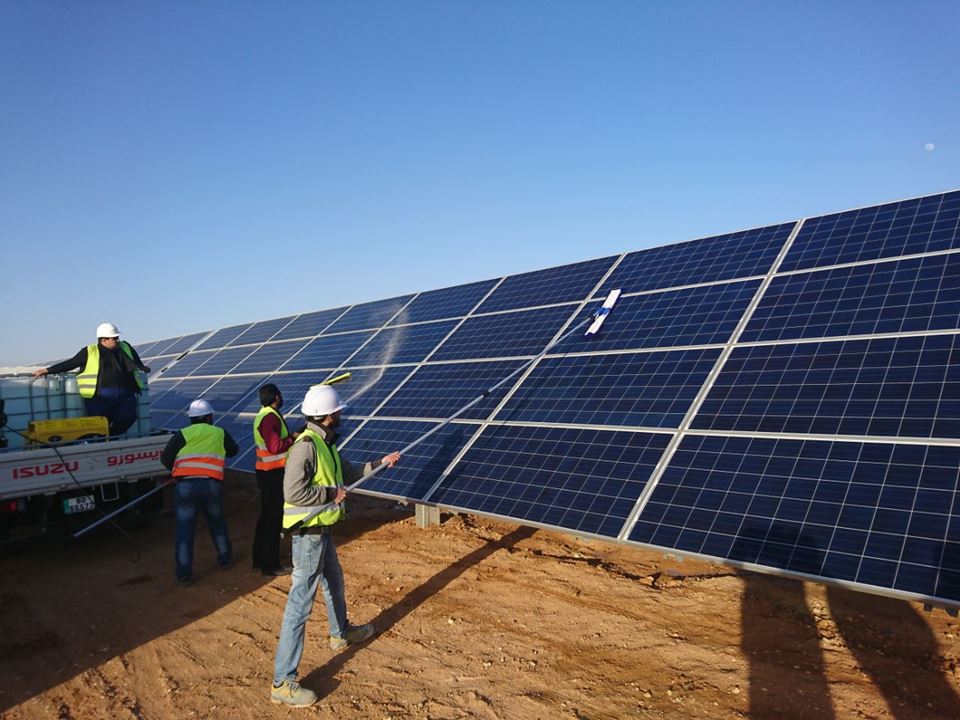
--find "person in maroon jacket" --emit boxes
[252,383,299,576]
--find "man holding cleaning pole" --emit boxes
[270,384,401,707]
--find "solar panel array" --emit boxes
[138,189,960,609]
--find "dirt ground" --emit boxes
[1,478,958,720]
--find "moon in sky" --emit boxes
[924,143,935,151]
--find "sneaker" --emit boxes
[270,680,317,707]
[176,576,193,587]
[219,559,234,570]
[329,623,375,651]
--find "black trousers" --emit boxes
[252,468,285,572]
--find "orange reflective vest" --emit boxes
[172,423,227,481]
[253,406,290,471]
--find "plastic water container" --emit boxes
[63,375,84,417]
[44,376,65,417]
[134,385,152,436]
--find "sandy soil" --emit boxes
[1,478,958,720]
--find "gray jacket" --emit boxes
[282,421,378,507]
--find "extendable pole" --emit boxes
[73,479,174,538]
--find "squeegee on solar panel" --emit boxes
[281,289,623,537]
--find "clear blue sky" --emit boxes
[1,1,957,366]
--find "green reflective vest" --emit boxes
[282,427,345,529]
[173,423,227,481]
[253,406,290,471]
[77,342,147,399]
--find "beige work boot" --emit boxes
[329,623,375,651]
[270,680,318,707]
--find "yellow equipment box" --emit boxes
[26,416,109,446]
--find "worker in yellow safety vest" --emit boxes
[32,322,150,435]
[252,383,299,577]
[160,398,240,587]
[270,385,401,708]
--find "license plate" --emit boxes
[63,495,96,515]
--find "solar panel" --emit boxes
[628,435,960,602]
[143,188,960,609]
[230,339,309,374]
[781,191,960,272]
[475,256,616,313]
[597,222,796,296]
[496,349,722,428]
[280,331,375,371]
[430,425,672,538]
[582,281,760,351]
[429,305,577,361]
[325,295,415,334]
[272,307,348,341]
[743,253,960,342]
[693,334,960,438]
[162,350,217,378]
[341,419,479,500]
[229,316,295,346]
[387,280,498,325]
[378,360,527,420]
[163,332,209,355]
[194,323,254,351]
[189,346,256,376]
[203,374,269,414]
[348,320,458,367]
[337,366,416,418]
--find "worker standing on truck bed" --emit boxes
[160,398,239,587]
[32,322,150,436]
[270,384,401,708]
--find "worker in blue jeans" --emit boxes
[271,385,401,707]
[160,398,240,586]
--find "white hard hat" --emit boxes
[187,398,214,418]
[301,385,347,417]
[96,322,121,338]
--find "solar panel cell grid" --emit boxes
[157,350,216,378]
[195,323,254,351]
[431,425,671,538]
[388,280,498,325]
[338,366,415,418]
[476,256,616,314]
[188,346,256,376]
[271,307,348,341]
[150,378,213,413]
[781,191,960,272]
[430,304,577,361]
[583,280,760,352]
[202,375,268,414]
[744,252,960,342]
[692,334,960,439]
[341,419,479,500]
[229,316,295,346]
[597,222,795,296]
[280,331,375,371]
[497,348,722,428]
[377,359,527,420]
[348,320,458,367]
[230,340,309,374]
[325,295,415,334]
[629,435,960,603]
[163,332,209,355]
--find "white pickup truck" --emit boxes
[0,372,170,547]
